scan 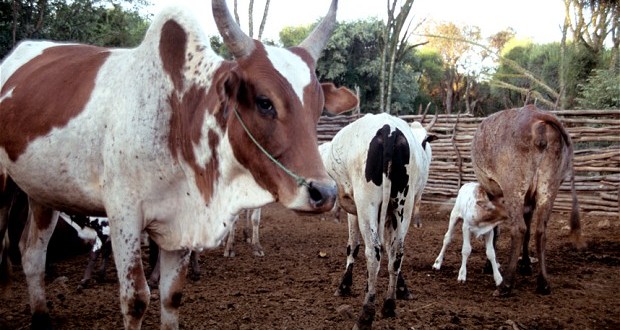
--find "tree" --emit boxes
[233,0,271,40]
[423,22,482,113]
[0,0,151,58]
[379,0,424,114]
[577,68,620,109]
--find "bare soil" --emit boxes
[1,203,618,330]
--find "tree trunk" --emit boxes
[233,0,240,25]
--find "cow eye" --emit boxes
[255,96,276,117]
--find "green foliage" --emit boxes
[279,25,313,48]
[0,0,150,59]
[577,69,620,109]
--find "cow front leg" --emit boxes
[21,200,58,329]
[335,213,360,297]
[109,216,149,329]
[158,248,190,329]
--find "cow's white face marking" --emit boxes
[265,45,311,106]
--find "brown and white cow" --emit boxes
[323,113,434,329]
[0,0,357,328]
[471,105,584,297]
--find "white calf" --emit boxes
[432,182,508,286]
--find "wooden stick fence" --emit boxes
[318,109,620,218]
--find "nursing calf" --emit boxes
[322,113,434,329]
[432,182,508,286]
[472,105,584,297]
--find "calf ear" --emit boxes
[321,83,358,115]
[476,200,495,211]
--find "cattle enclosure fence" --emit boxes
[317,109,620,218]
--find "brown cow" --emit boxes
[471,105,584,296]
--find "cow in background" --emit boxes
[322,114,434,329]
[0,0,357,327]
[471,105,584,297]
[58,213,112,290]
[224,208,264,257]
[432,182,508,286]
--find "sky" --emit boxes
[148,0,567,44]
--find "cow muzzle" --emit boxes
[306,179,337,212]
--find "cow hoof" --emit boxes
[189,272,201,282]
[223,251,235,258]
[31,311,53,330]
[536,277,551,295]
[482,260,493,274]
[493,284,513,297]
[354,304,375,330]
[381,298,396,318]
[335,285,352,297]
[253,249,265,257]
[396,286,413,300]
[517,259,532,276]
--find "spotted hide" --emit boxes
[471,105,584,297]
[0,0,358,328]
[321,113,434,329]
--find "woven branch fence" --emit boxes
[318,109,620,218]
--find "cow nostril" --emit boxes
[308,183,325,206]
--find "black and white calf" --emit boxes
[58,213,112,289]
[432,182,508,286]
[321,113,434,329]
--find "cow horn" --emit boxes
[212,0,255,59]
[299,0,338,63]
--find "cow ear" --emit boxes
[425,134,439,143]
[321,83,358,115]
[215,68,241,118]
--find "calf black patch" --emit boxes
[365,125,391,186]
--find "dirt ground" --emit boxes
[0,202,618,330]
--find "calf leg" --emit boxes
[483,226,499,274]
[484,229,503,286]
[108,212,150,329]
[458,223,472,283]
[432,213,460,270]
[158,248,190,329]
[335,213,360,297]
[21,200,58,329]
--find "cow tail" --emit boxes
[378,131,395,243]
[567,149,586,249]
[546,115,585,249]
